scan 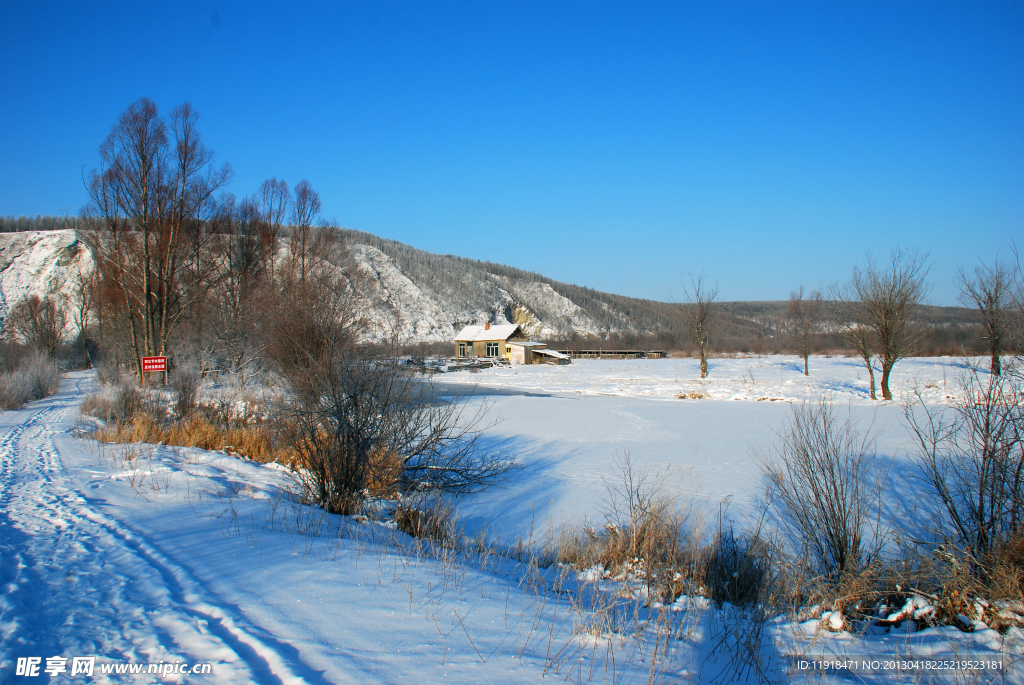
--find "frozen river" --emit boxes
[440,355,970,540]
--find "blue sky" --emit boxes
[1,1,1021,305]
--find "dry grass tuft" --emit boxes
[84,383,295,465]
[556,452,707,604]
[393,496,458,544]
[92,411,293,463]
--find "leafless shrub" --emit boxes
[93,359,128,386]
[989,532,1024,601]
[558,452,705,604]
[705,518,775,608]
[905,363,1024,572]
[284,346,516,515]
[758,399,891,581]
[113,382,147,424]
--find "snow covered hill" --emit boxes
[0,230,641,343]
[0,229,979,347]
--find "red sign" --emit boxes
[141,356,167,373]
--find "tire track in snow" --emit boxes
[0,375,311,684]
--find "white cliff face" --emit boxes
[350,243,460,343]
[0,230,608,343]
[0,231,92,332]
[502,280,602,338]
[347,243,607,343]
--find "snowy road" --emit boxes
[0,374,309,684]
[0,374,608,684]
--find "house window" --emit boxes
[458,343,467,357]
[485,342,499,357]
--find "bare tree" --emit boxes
[905,366,1024,568]
[957,261,1012,376]
[681,274,717,378]
[5,293,67,359]
[788,286,822,376]
[67,261,94,362]
[758,400,889,580]
[289,179,322,282]
[848,249,930,401]
[829,284,879,400]
[214,196,273,377]
[1010,243,1024,353]
[257,178,290,277]
[83,99,231,381]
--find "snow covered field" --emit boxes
[440,355,971,540]
[437,354,968,405]
[1,359,1021,683]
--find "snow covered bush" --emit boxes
[0,350,63,409]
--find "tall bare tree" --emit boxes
[788,286,822,376]
[257,177,290,277]
[829,283,878,400]
[682,274,717,378]
[83,99,231,381]
[68,261,94,362]
[289,179,322,282]
[957,261,1012,376]
[848,249,930,401]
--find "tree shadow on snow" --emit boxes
[456,434,580,549]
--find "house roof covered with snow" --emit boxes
[454,324,522,341]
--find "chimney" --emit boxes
[485,322,491,330]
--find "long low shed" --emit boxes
[508,342,570,365]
